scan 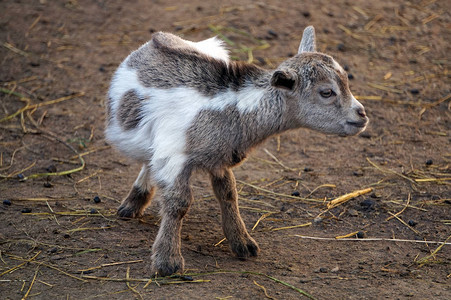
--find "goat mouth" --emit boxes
[346,120,367,128]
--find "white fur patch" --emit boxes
[185,37,229,63]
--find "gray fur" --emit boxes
[127,33,265,97]
[106,26,368,277]
[298,25,316,53]
[117,89,145,130]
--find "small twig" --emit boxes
[416,235,451,265]
[386,193,411,221]
[271,222,312,232]
[366,157,416,184]
[387,212,420,235]
[22,266,39,300]
[327,188,373,209]
[126,267,143,300]
[254,280,276,300]
[237,180,323,203]
[293,235,451,245]
[0,251,41,277]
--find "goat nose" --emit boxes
[357,107,366,118]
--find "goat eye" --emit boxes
[320,89,335,98]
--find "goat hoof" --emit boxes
[151,256,184,277]
[231,237,260,259]
[117,205,142,219]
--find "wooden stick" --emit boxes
[327,188,373,209]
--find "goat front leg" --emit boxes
[118,164,155,218]
[151,179,192,276]
[210,168,259,258]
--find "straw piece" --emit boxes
[294,235,451,245]
[335,231,360,239]
[22,266,39,300]
[416,235,451,265]
[253,280,275,300]
[327,188,373,209]
[271,222,312,232]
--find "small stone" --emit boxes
[425,159,433,166]
[408,220,417,227]
[348,208,359,217]
[17,173,25,180]
[64,233,70,238]
[98,66,106,72]
[50,247,58,253]
[359,132,372,139]
[46,165,57,173]
[93,196,101,203]
[21,208,32,213]
[304,167,313,172]
[410,89,420,95]
[291,191,300,197]
[357,231,365,238]
[313,216,323,224]
[360,199,375,210]
[3,199,12,206]
[353,170,363,177]
[343,65,350,71]
[181,275,193,281]
[302,11,311,18]
[267,29,278,38]
[337,43,345,51]
[90,208,97,214]
[43,182,53,188]
[319,267,328,273]
[347,73,354,80]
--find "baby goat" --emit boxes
[105,26,368,276]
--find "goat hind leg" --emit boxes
[118,164,155,218]
[151,177,193,276]
[210,168,259,258]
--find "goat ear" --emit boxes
[298,26,316,54]
[271,70,297,91]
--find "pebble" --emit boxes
[353,170,363,177]
[337,43,345,51]
[348,209,359,217]
[425,159,433,166]
[21,208,32,213]
[90,208,97,214]
[93,196,101,203]
[46,165,57,173]
[291,191,300,197]
[304,167,313,172]
[313,216,323,224]
[360,199,375,210]
[357,231,365,238]
[408,220,417,227]
[347,73,354,80]
[43,182,53,188]
[267,29,278,38]
[410,89,420,95]
[3,199,12,206]
[359,132,372,139]
[64,233,70,238]
[17,173,25,180]
[302,11,311,18]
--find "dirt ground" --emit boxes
[1,0,450,299]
